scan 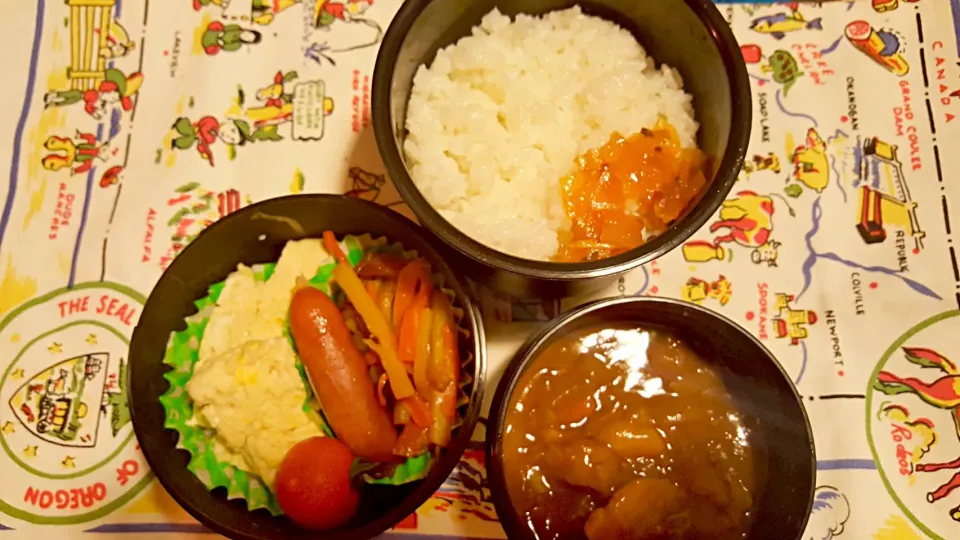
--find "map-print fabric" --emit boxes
[0,1,959,538]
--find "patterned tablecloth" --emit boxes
[0,0,959,538]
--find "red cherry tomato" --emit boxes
[275,437,360,530]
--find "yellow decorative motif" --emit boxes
[290,168,305,194]
[0,256,38,318]
[873,515,922,539]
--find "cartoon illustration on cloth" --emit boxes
[872,0,921,15]
[741,2,810,16]
[762,49,804,95]
[806,486,851,540]
[682,191,792,267]
[246,71,335,139]
[877,403,937,475]
[41,131,110,175]
[244,70,301,136]
[749,10,822,41]
[97,20,136,59]
[193,0,301,26]
[742,45,804,96]
[681,276,732,306]
[741,43,764,65]
[0,286,151,521]
[771,293,817,345]
[160,185,249,269]
[874,347,960,521]
[854,137,925,251]
[741,152,782,175]
[315,0,375,28]
[344,167,387,201]
[99,165,124,189]
[167,71,333,165]
[43,68,144,120]
[681,238,782,266]
[200,22,262,55]
[306,1,384,66]
[790,128,830,194]
[56,0,125,90]
[426,449,499,522]
[170,116,263,166]
[845,21,909,76]
[6,353,127,447]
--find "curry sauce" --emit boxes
[501,325,755,539]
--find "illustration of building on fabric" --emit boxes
[772,293,817,345]
[855,137,925,251]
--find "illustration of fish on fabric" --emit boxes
[750,11,823,41]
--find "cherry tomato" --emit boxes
[275,437,360,530]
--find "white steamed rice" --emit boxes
[403,6,698,261]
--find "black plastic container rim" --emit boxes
[483,296,816,540]
[373,0,752,282]
[128,194,489,540]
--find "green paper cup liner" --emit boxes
[159,234,474,514]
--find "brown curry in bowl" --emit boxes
[501,324,756,540]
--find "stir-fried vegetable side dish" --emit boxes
[163,234,466,530]
[278,232,462,528]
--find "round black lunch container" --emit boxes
[373,0,752,299]
[486,297,816,540]
[128,195,487,540]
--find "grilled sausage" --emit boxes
[289,286,398,461]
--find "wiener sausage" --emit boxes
[289,286,398,461]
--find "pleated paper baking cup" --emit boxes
[158,233,474,514]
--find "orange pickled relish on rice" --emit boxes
[554,119,709,263]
